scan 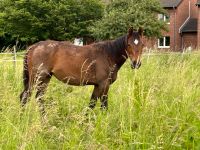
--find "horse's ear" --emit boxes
[128,27,134,36]
[138,27,144,36]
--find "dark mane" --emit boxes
[93,35,127,55]
[93,35,128,68]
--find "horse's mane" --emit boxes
[93,35,127,55]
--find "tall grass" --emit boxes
[0,53,200,149]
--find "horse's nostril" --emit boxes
[131,61,137,69]
[137,62,141,69]
[131,61,141,69]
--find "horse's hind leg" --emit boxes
[20,88,31,107]
[35,72,51,116]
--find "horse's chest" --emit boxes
[109,67,118,84]
[110,72,117,83]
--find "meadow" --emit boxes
[0,52,200,150]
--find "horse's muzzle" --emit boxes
[131,61,141,69]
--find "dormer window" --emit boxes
[158,14,170,24]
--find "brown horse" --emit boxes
[20,27,144,115]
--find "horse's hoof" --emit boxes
[100,106,108,111]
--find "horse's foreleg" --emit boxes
[99,80,110,110]
[89,82,110,110]
[89,85,99,109]
[100,94,108,110]
[100,87,109,110]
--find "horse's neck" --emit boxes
[108,36,128,69]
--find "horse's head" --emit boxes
[126,27,144,69]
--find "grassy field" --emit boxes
[0,53,200,149]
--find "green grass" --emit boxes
[0,52,24,60]
[0,53,200,149]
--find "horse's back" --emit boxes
[27,40,75,61]
[27,40,61,70]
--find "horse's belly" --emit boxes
[53,72,96,86]
[51,49,96,85]
[52,63,96,86]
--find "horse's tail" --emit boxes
[22,52,29,90]
[20,50,33,105]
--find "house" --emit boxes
[196,0,200,49]
[153,0,200,51]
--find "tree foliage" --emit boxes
[0,0,167,48]
[0,0,104,48]
[90,0,167,40]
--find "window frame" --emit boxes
[158,36,170,48]
[158,14,170,24]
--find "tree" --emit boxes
[90,0,167,40]
[0,0,104,48]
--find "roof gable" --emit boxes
[160,0,182,8]
[180,18,197,33]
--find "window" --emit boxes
[158,14,170,24]
[158,36,170,48]
[74,38,83,46]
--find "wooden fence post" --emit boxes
[147,48,151,63]
[13,46,17,70]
